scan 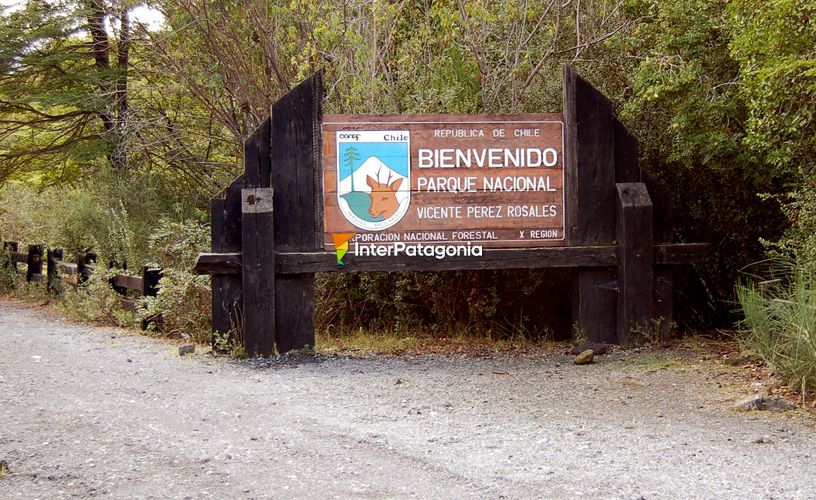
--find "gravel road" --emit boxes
[1,298,815,499]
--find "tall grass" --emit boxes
[737,258,816,395]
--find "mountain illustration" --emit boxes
[339,156,408,223]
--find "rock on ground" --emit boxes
[733,395,798,412]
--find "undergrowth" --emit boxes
[60,268,136,327]
[737,258,816,395]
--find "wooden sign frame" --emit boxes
[196,66,706,356]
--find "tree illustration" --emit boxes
[343,146,361,191]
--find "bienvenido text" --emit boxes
[417,147,559,168]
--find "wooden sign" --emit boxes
[196,69,709,356]
[322,114,565,249]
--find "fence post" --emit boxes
[241,186,276,356]
[47,247,64,293]
[616,183,654,344]
[563,65,618,343]
[141,265,162,296]
[26,244,43,282]
[109,260,127,294]
[77,252,96,283]
[209,176,245,350]
[269,71,322,353]
[140,265,163,331]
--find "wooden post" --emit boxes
[616,183,654,344]
[141,266,162,296]
[269,71,322,353]
[644,171,675,341]
[563,65,618,343]
[210,198,229,344]
[47,247,64,293]
[241,186,276,356]
[209,175,245,348]
[77,252,96,283]
[140,265,163,331]
[26,244,43,282]
[109,260,128,295]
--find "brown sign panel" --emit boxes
[322,114,565,249]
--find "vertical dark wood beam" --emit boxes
[654,271,674,341]
[616,183,654,345]
[140,264,163,331]
[210,197,229,343]
[26,244,43,282]
[241,187,276,356]
[224,175,245,341]
[78,252,96,283]
[47,247,64,293]
[572,273,618,344]
[209,175,246,349]
[563,65,616,245]
[245,121,271,188]
[109,259,127,294]
[269,71,323,353]
[241,101,275,356]
[141,266,162,296]
[563,65,617,343]
[643,171,675,340]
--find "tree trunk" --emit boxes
[113,7,130,171]
[87,0,113,134]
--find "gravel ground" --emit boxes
[1,298,815,499]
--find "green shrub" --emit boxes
[61,268,136,327]
[141,219,211,343]
[737,259,816,395]
[0,249,17,292]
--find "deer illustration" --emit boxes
[366,169,403,219]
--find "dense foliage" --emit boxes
[1,0,814,341]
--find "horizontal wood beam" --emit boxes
[114,274,143,291]
[655,243,708,264]
[194,243,707,276]
[12,252,26,263]
[194,252,242,275]
[57,261,78,275]
[277,246,619,273]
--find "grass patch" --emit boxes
[317,326,561,356]
[737,258,816,396]
[627,353,684,370]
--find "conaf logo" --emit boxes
[336,130,410,231]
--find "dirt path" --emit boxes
[1,298,814,499]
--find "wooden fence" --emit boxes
[2,240,162,328]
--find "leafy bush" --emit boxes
[737,259,816,395]
[61,268,135,327]
[0,249,18,293]
[141,218,211,343]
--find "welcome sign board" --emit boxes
[322,114,565,249]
